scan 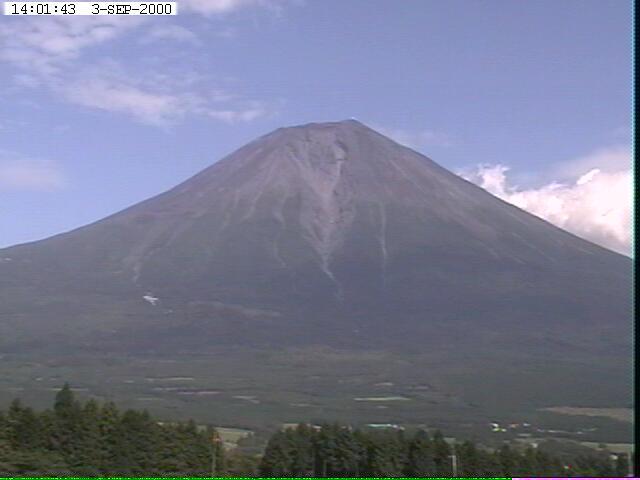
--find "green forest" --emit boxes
[0,385,630,477]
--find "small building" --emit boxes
[366,423,404,430]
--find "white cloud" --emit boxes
[461,145,631,256]
[208,106,268,123]
[0,1,276,67]
[549,144,631,180]
[0,154,66,191]
[61,76,185,126]
[140,25,201,45]
[0,17,145,76]
[54,62,270,126]
[0,1,287,126]
[0,1,286,73]
[375,126,453,150]
[179,0,285,15]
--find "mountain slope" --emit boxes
[0,121,631,434]
[0,120,629,351]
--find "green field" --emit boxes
[541,406,632,423]
[0,345,631,445]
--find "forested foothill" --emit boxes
[0,385,630,477]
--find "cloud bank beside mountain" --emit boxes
[462,145,631,256]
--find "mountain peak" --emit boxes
[270,118,378,140]
[283,118,368,129]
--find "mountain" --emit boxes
[0,120,631,434]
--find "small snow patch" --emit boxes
[146,376,194,382]
[233,395,260,404]
[354,396,410,402]
[143,294,159,306]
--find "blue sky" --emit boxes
[0,0,632,253]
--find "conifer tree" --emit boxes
[260,430,294,477]
[496,444,520,477]
[456,440,482,477]
[431,430,452,476]
[53,383,76,418]
[288,424,314,476]
[405,429,436,476]
[332,426,364,476]
[364,429,405,477]
[71,399,102,476]
[96,400,120,472]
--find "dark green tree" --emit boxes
[363,429,406,477]
[260,430,294,477]
[456,440,482,477]
[496,444,520,477]
[405,430,435,476]
[54,383,78,418]
[287,424,314,476]
[6,400,44,451]
[332,426,364,476]
[69,399,102,476]
[111,409,160,476]
[431,430,452,476]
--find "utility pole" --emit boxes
[211,430,222,477]
[449,453,458,477]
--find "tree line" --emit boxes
[0,385,630,477]
[0,384,217,476]
[259,423,630,477]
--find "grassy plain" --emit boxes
[0,345,631,445]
